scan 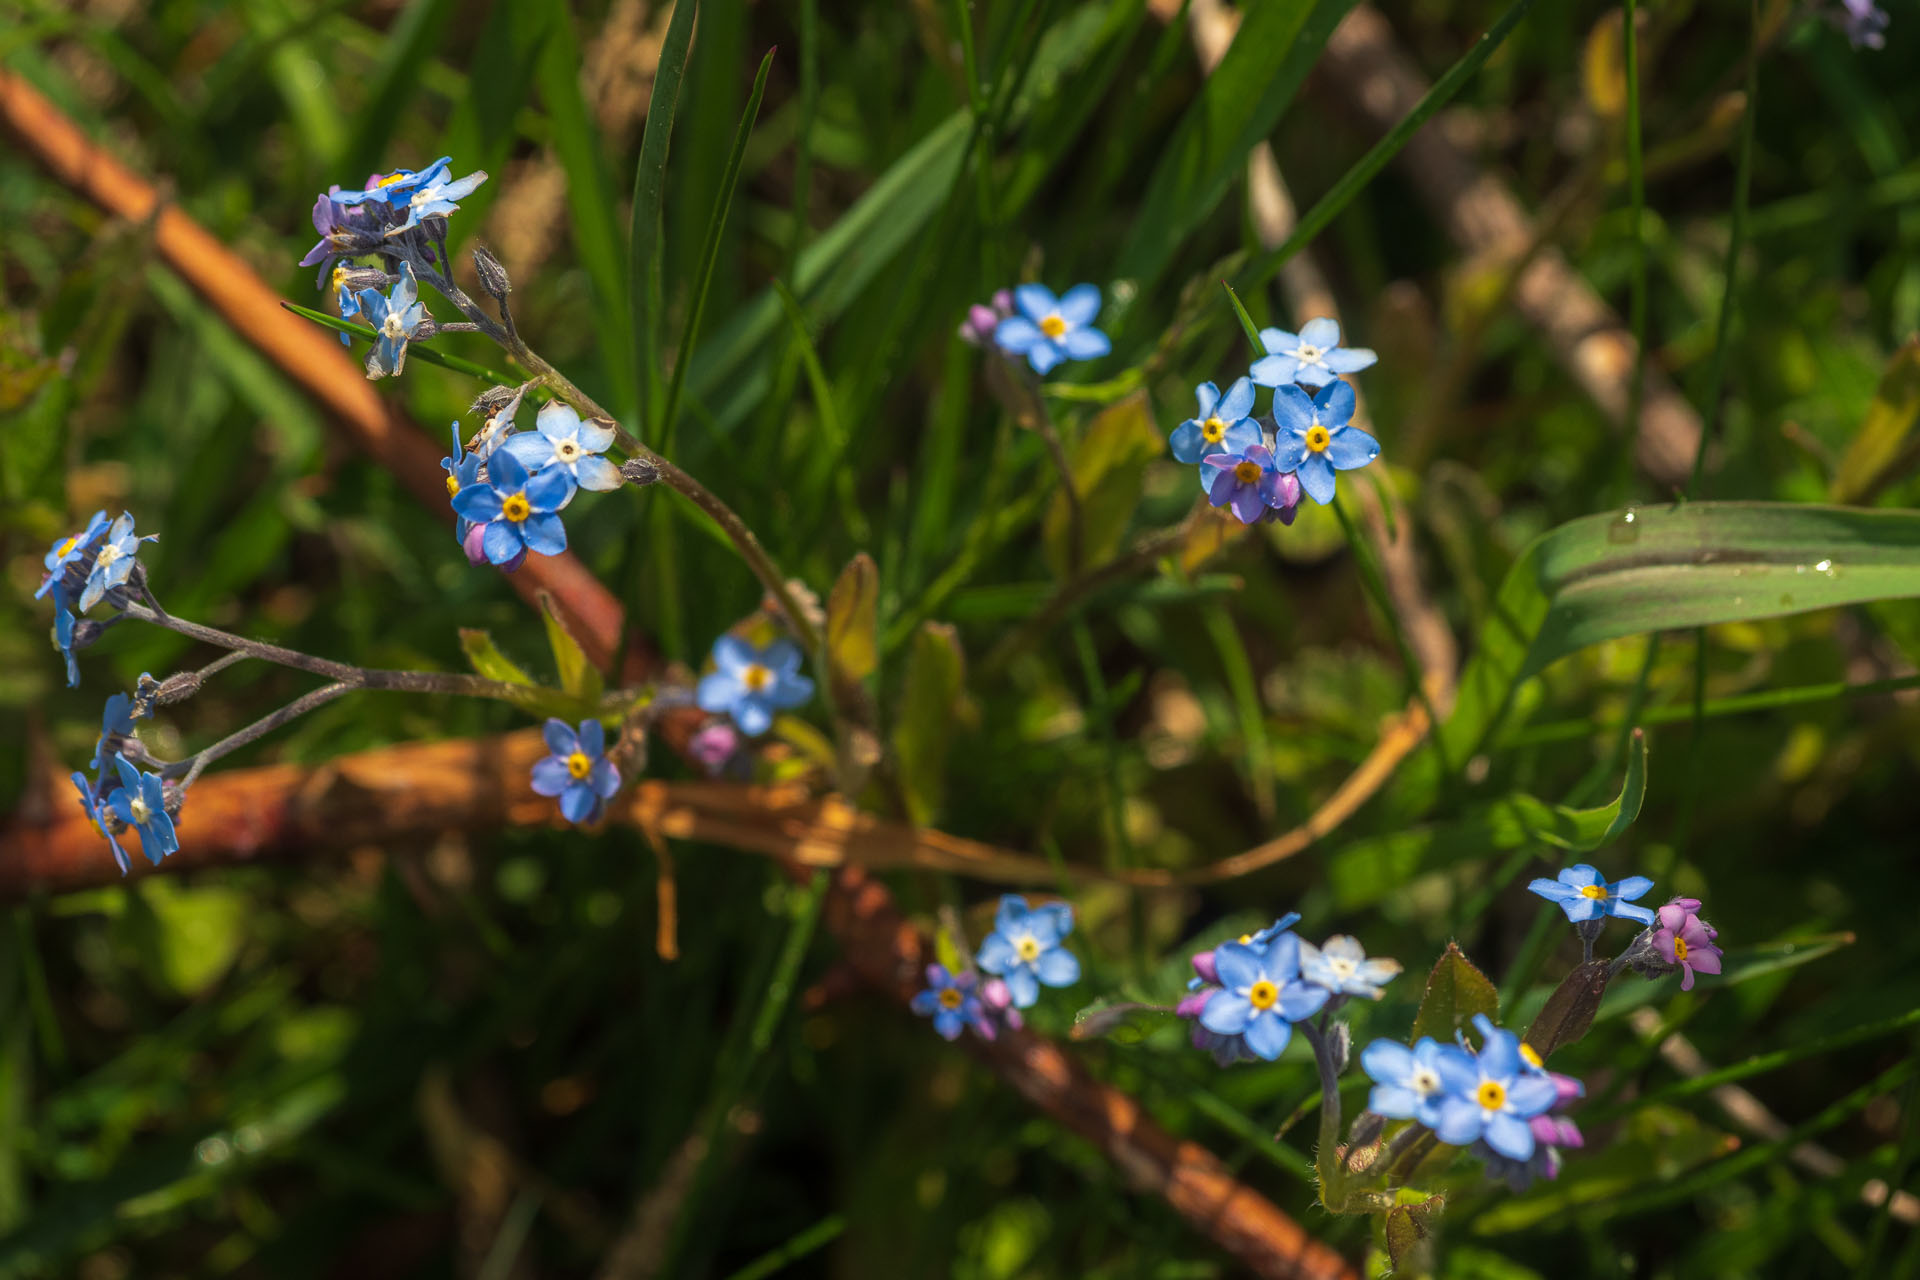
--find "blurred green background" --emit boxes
[3,0,1920,1276]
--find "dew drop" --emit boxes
[1608,507,1640,544]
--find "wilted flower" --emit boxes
[530,718,621,824]
[1527,863,1656,926]
[1270,382,1378,506]
[1169,378,1261,465]
[694,634,815,736]
[358,262,429,378]
[499,402,622,494]
[993,283,1111,375]
[976,895,1079,1008]
[1249,317,1377,389]
[1299,934,1401,999]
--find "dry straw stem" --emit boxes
[1,67,1355,1278]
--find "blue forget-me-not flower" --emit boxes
[332,157,453,207]
[993,284,1111,375]
[358,262,429,378]
[38,509,108,601]
[695,634,815,736]
[1250,317,1377,390]
[451,442,575,567]
[78,513,156,612]
[386,165,488,236]
[1361,1036,1457,1129]
[976,894,1080,1009]
[500,402,622,494]
[910,965,983,1041]
[1271,381,1379,506]
[530,718,622,825]
[108,754,178,866]
[70,772,130,873]
[1170,378,1261,465]
[1431,1014,1560,1160]
[1299,934,1402,1000]
[1198,933,1330,1061]
[1527,864,1656,925]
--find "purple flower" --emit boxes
[959,291,1014,345]
[1834,0,1889,48]
[451,443,575,567]
[993,284,1111,375]
[973,975,1024,1039]
[1652,899,1723,991]
[1199,443,1300,525]
[530,718,621,824]
[1269,381,1378,506]
[1249,317,1377,389]
[910,964,982,1041]
[1170,378,1261,465]
[1198,934,1330,1061]
[687,721,743,776]
[1526,863,1656,926]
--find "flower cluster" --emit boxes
[68,692,180,874]
[1529,864,1723,989]
[961,283,1112,376]
[1175,915,1401,1064]
[445,399,622,570]
[1174,318,1380,526]
[1361,1014,1580,1167]
[37,510,157,688]
[910,895,1081,1042]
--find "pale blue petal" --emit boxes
[1484,1112,1535,1161]
[578,719,605,757]
[481,521,524,565]
[499,433,555,470]
[1258,327,1298,355]
[1243,1011,1291,1060]
[543,718,579,755]
[1323,346,1377,373]
[1059,327,1110,360]
[1194,381,1220,417]
[977,931,1016,973]
[521,512,567,556]
[696,671,741,712]
[1299,317,1341,348]
[1013,283,1058,321]
[1298,455,1337,505]
[1221,420,1262,455]
[1199,990,1252,1035]
[1369,1083,1419,1119]
[536,401,582,443]
[1315,379,1357,426]
[1170,421,1208,463]
[531,758,572,795]
[994,316,1042,353]
[1218,377,1255,420]
[1248,353,1299,388]
[734,695,774,736]
[713,634,757,676]
[1325,427,1379,471]
[1433,1098,1485,1146]
[1005,967,1040,1008]
[572,455,624,491]
[1035,948,1079,987]
[1056,283,1101,326]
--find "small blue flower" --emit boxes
[330,264,364,346]
[1526,863,1656,926]
[108,754,178,866]
[694,634,815,736]
[1299,934,1402,999]
[53,606,80,688]
[993,283,1111,375]
[1198,934,1330,1061]
[499,402,623,493]
[1249,317,1376,390]
[332,157,454,207]
[451,443,575,566]
[78,513,156,613]
[1361,1037,1456,1129]
[38,509,109,601]
[70,771,130,874]
[92,692,138,778]
[386,165,488,235]
[530,718,622,824]
[976,894,1080,1009]
[1198,443,1302,525]
[358,262,429,378]
[441,421,483,542]
[1170,378,1261,465]
[1270,381,1378,506]
[1431,1014,1559,1160]
[910,964,983,1041]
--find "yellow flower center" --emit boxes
[938,987,964,1010]
[1039,314,1068,338]
[1477,1080,1507,1111]
[1247,980,1279,1010]
[501,493,532,522]
[376,170,409,188]
[742,663,772,692]
[1016,936,1041,962]
[1580,884,1609,900]
[1237,933,1254,945]
[1673,936,1689,961]
[331,265,348,288]
[445,473,460,498]
[1201,417,1227,443]
[54,536,77,558]
[1304,424,1331,453]
[1233,460,1262,484]
[1519,1042,1543,1070]
[566,751,592,780]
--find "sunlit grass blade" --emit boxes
[1240,0,1544,295]
[339,0,456,180]
[629,0,700,439]
[279,300,517,385]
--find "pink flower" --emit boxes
[1653,899,1723,991]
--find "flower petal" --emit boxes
[1325,426,1379,471]
[1248,354,1299,388]
[530,757,573,795]
[1219,377,1256,421]
[1194,381,1220,417]
[572,455,625,492]
[993,316,1041,353]
[696,671,741,713]
[1059,326,1110,360]
[520,512,567,556]
[1035,947,1080,987]
[1056,283,1102,326]
[1361,1039,1414,1083]
[578,718,605,757]
[1212,942,1263,990]
[1433,1098,1485,1146]
[1013,283,1058,322]
[536,401,582,442]
[1299,317,1341,348]
[1612,875,1654,902]
[733,695,774,736]
[1005,967,1040,1008]
[558,783,600,824]
[525,467,577,513]
[1199,990,1252,1035]
[1222,420,1262,456]
[1170,421,1208,463]
[713,633,757,676]
[1270,384,1316,432]
[1242,1011,1291,1060]
[499,433,555,471]
[481,521,524,565]
[1484,1112,1536,1161]
[1258,327,1298,356]
[543,718,579,756]
[1297,455,1337,505]
[1314,379,1357,426]
[1323,345,1377,373]
[488,446,530,490]
[1025,340,1065,375]
[1276,982,1331,1021]
[976,931,1016,974]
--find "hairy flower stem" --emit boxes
[1298,1021,1347,1208]
[408,256,821,653]
[170,683,354,788]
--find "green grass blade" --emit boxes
[629,0,701,439]
[1240,0,1543,295]
[278,301,518,385]
[339,0,457,180]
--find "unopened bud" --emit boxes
[620,457,661,487]
[472,244,512,300]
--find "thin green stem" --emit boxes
[1504,669,1920,746]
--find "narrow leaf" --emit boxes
[539,591,604,703]
[629,0,702,435]
[459,629,534,686]
[826,554,879,684]
[893,623,966,826]
[1830,335,1920,503]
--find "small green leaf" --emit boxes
[1409,943,1499,1045]
[826,553,879,684]
[1042,392,1162,577]
[1221,280,1264,352]
[540,592,604,704]
[1524,959,1611,1059]
[459,629,534,686]
[1830,335,1920,503]
[893,623,966,826]
[1384,1194,1442,1273]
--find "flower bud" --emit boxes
[619,457,661,487]
[472,244,511,300]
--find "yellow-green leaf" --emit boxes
[1830,336,1920,504]
[1042,392,1163,577]
[892,622,966,825]
[827,553,879,683]
[540,591,604,704]
[459,629,535,685]
[1409,944,1499,1045]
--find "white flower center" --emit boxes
[555,439,581,463]
[1325,955,1356,979]
[128,795,151,824]
[382,312,408,340]
[1410,1067,1441,1096]
[95,544,122,568]
[1293,343,1323,363]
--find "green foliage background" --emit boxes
[3,0,1920,1276]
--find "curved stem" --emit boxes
[170,683,353,787]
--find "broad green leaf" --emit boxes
[1523,959,1610,1060]
[459,629,534,686]
[629,0,700,433]
[1829,336,1920,503]
[540,591,604,705]
[1042,393,1162,577]
[1330,728,1647,908]
[1112,0,1357,296]
[893,623,966,826]
[1408,944,1499,1045]
[826,554,879,684]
